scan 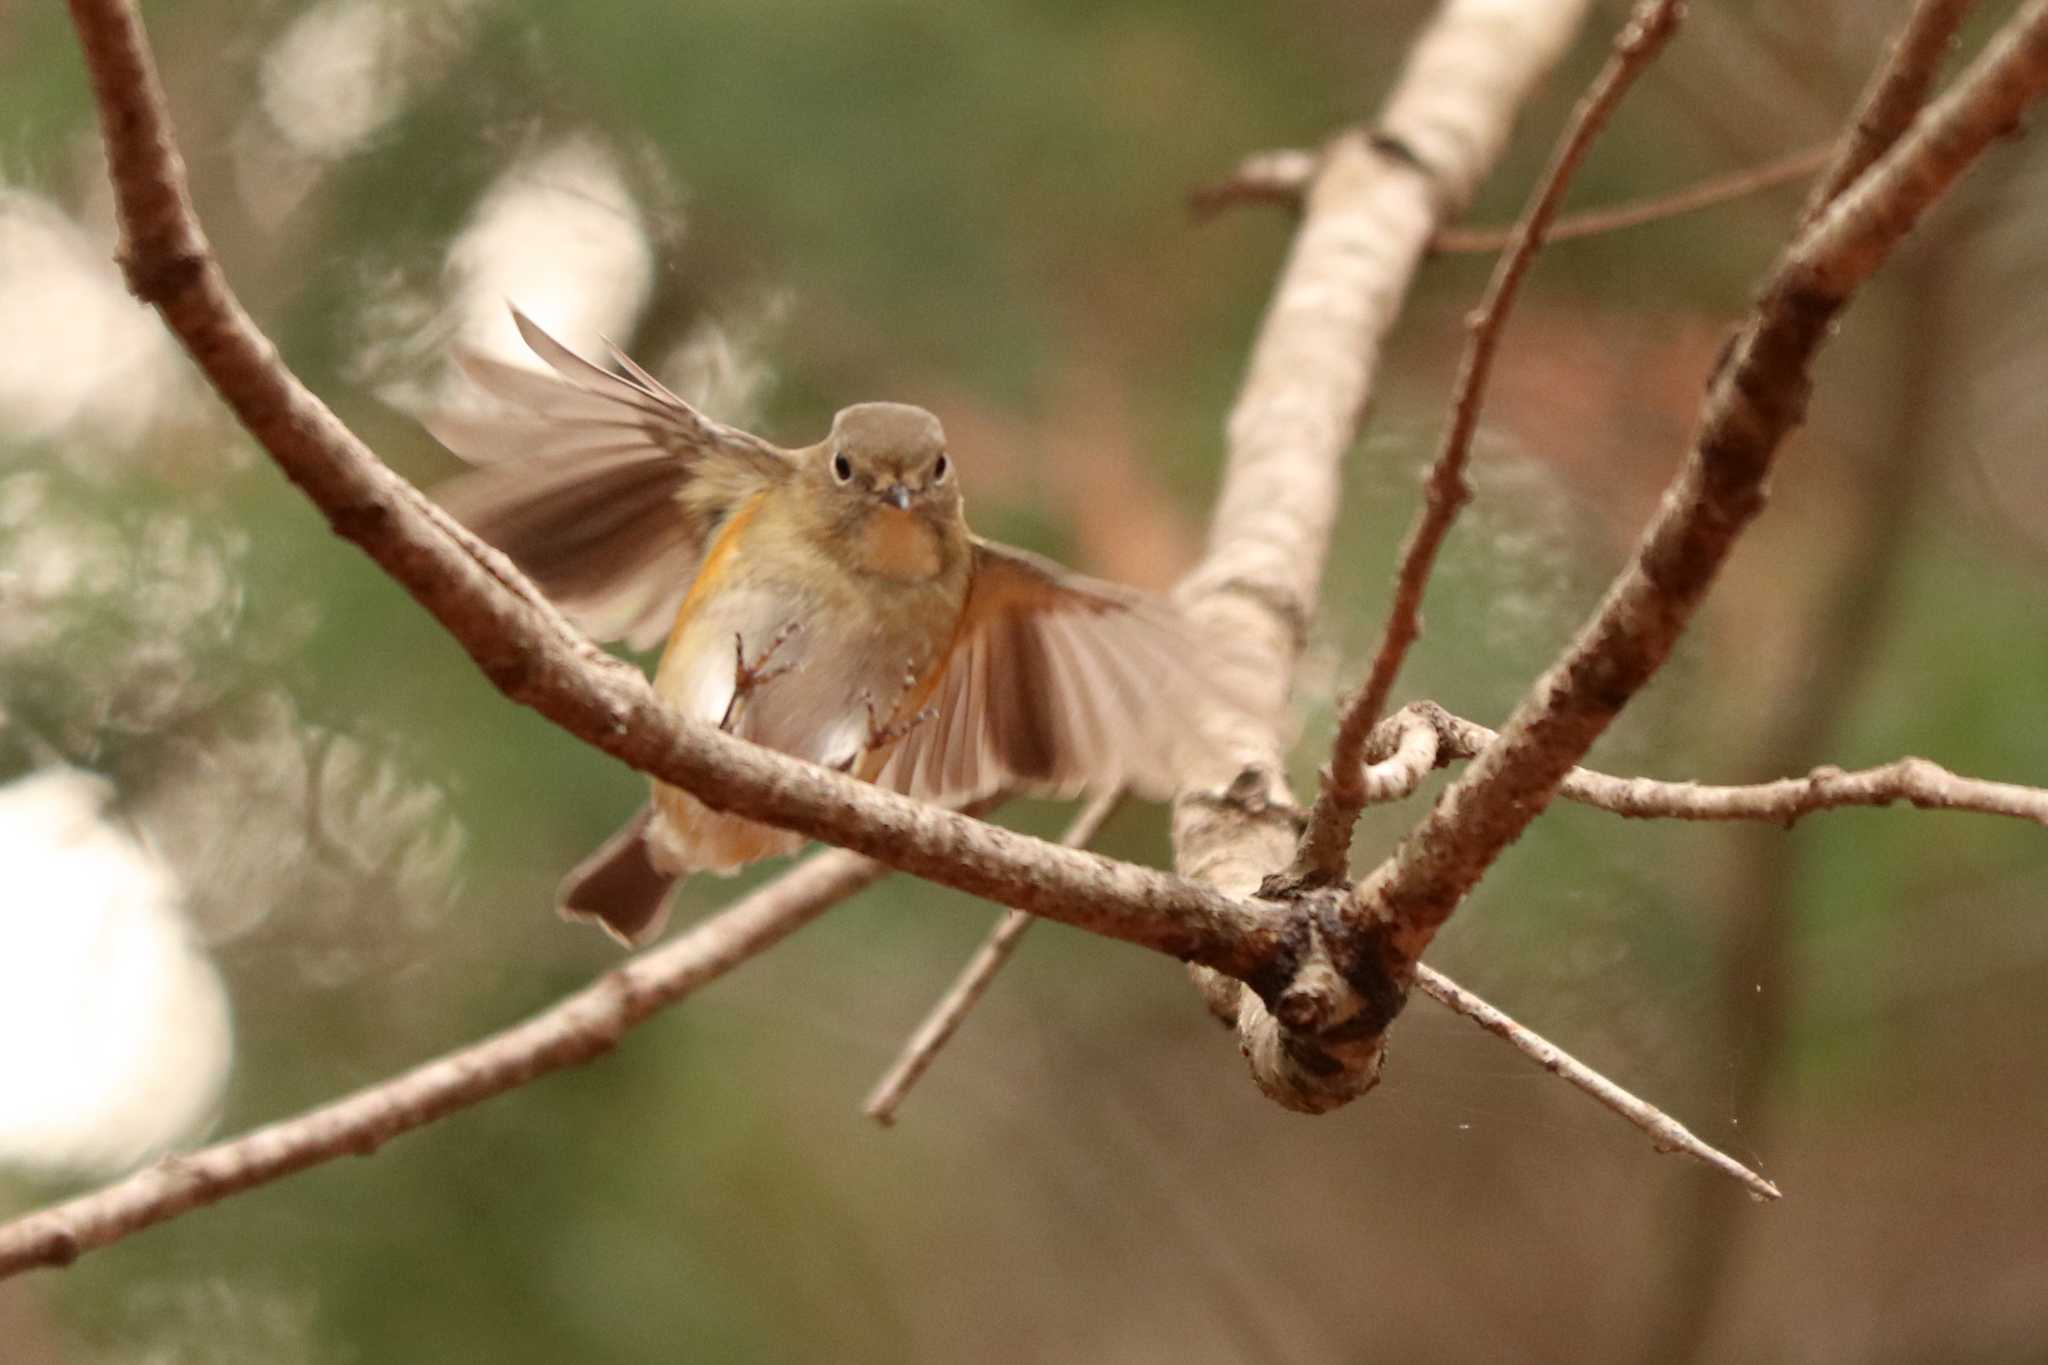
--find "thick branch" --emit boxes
[1348,1,2048,977]
[1168,0,1597,1112]
[62,0,1293,987]
[1293,0,1686,886]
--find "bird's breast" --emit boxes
[852,507,945,582]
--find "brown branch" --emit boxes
[1653,239,1973,1360]
[863,791,1124,1125]
[0,846,891,1279]
[1291,0,1687,887]
[1167,0,1600,1112]
[1200,144,1831,252]
[60,0,1299,988]
[1798,0,1980,228]
[1344,0,2048,985]
[1414,967,1781,1201]
[1433,142,1832,252]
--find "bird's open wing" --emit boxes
[872,540,1262,806]
[427,308,793,651]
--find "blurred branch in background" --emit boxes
[0,843,895,1278]
[1195,142,1836,254]
[864,791,1124,1125]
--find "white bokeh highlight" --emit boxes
[0,767,232,1177]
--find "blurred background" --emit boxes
[3,1,2046,1360]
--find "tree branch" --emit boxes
[1433,142,1831,252]
[1798,0,1980,228]
[862,791,1125,1125]
[61,0,1301,990]
[1344,0,2048,989]
[1415,967,1781,1201]
[1199,144,1832,253]
[1380,702,2048,828]
[0,846,891,1279]
[1291,0,1687,887]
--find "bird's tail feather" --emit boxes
[557,804,677,947]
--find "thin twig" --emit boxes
[1414,966,1781,1201]
[1420,705,2048,827]
[0,846,893,1279]
[864,791,1125,1125]
[1290,0,1688,886]
[1798,0,1980,228]
[1187,147,1322,220]
[1199,143,1828,252]
[1433,142,1831,252]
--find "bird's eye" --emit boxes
[832,452,853,483]
[932,453,950,482]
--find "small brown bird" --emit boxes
[431,309,1255,945]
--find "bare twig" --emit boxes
[1291,0,1688,886]
[863,791,1125,1125]
[1201,144,1830,252]
[1418,705,2048,827]
[0,846,893,1279]
[1168,0,1599,1111]
[1433,142,1832,252]
[1187,147,1322,220]
[1414,967,1781,1201]
[1345,0,2048,976]
[1798,0,1980,227]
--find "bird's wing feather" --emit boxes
[872,540,1261,805]
[427,308,794,651]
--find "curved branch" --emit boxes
[61,0,1289,985]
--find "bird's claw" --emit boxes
[722,623,801,730]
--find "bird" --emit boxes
[428,307,1258,946]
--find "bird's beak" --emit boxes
[880,484,912,511]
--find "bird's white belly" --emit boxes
[645,579,941,876]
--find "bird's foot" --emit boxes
[859,694,938,755]
[722,623,801,730]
